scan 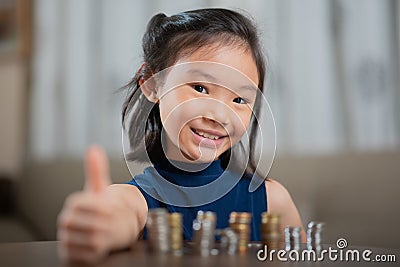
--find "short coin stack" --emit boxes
[307,221,324,254]
[218,228,239,255]
[229,212,252,252]
[192,210,217,255]
[284,226,301,251]
[260,212,281,250]
[146,208,170,253]
[168,212,183,254]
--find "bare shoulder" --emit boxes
[108,184,147,209]
[265,178,305,240]
[265,178,293,213]
[108,184,148,224]
[108,183,145,197]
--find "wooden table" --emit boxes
[0,241,398,267]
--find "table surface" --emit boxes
[0,241,399,267]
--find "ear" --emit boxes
[138,63,158,103]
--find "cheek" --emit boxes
[233,109,252,135]
[159,90,182,124]
[159,95,202,138]
[159,96,180,142]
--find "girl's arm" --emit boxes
[265,179,307,242]
[105,184,148,248]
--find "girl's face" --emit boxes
[156,46,259,163]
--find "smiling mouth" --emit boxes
[191,128,226,140]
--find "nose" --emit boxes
[203,100,230,126]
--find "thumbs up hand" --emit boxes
[57,145,137,264]
[84,145,111,193]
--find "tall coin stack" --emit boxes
[284,226,301,251]
[192,210,217,256]
[261,212,281,250]
[146,208,170,253]
[168,212,183,255]
[229,212,252,252]
[307,221,324,254]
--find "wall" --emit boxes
[0,56,26,178]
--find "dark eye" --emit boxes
[192,84,208,94]
[233,97,246,104]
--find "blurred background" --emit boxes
[1,0,399,248]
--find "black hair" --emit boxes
[122,8,267,176]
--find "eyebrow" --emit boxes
[186,69,218,82]
[186,69,258,92]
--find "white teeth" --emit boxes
[194,129,220,140]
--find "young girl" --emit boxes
[57,8,304,263]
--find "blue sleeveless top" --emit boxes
[126,158,267,241]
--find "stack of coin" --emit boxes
[307,221,324,254]
[284,226,301,251]
[192,210,217,255]
[260,212,280,250]
[229,212,252,252]
[168,212,183,254]
[146,208,170,253]
[218,228,239,255]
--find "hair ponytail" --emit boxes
[143,13,167,63]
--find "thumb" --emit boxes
[84,145,111,193]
